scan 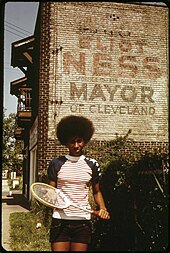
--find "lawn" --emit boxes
[9,189,97,251]
[9,212,51,251]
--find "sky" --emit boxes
[3,2,39,116]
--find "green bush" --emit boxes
[87,133,169,251]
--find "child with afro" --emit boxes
[47,115,110,251]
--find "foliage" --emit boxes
[86,131,169,251]
[30,199,53,229]
[8,176,23,190]
[2,110,24,175]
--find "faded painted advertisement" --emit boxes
[48,2,168,142]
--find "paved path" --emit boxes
[1,181,30,251]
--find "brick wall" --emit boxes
[37,2,169,174]
[37,2,51,173]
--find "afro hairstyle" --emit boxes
[56,115,95,145]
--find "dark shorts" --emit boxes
[49,218,92,244]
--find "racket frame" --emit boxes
[31,182,95,214]
[31,182,64,209]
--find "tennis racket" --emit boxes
[31,182,100,216]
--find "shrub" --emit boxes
[87,133,169,251]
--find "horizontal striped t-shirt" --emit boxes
[47,154,101,220]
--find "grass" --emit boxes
[9,211,51,251]
[9,191,97,251]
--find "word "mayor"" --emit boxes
[70,82,154,102]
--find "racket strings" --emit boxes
[55,191,68,208]
[33,185,69,209]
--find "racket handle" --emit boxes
[92,210,100,216]
[92,210,110,219]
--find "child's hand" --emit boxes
[98,208,110,219]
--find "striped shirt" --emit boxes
[47,154,101,220]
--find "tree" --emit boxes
[2,110,24,176]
